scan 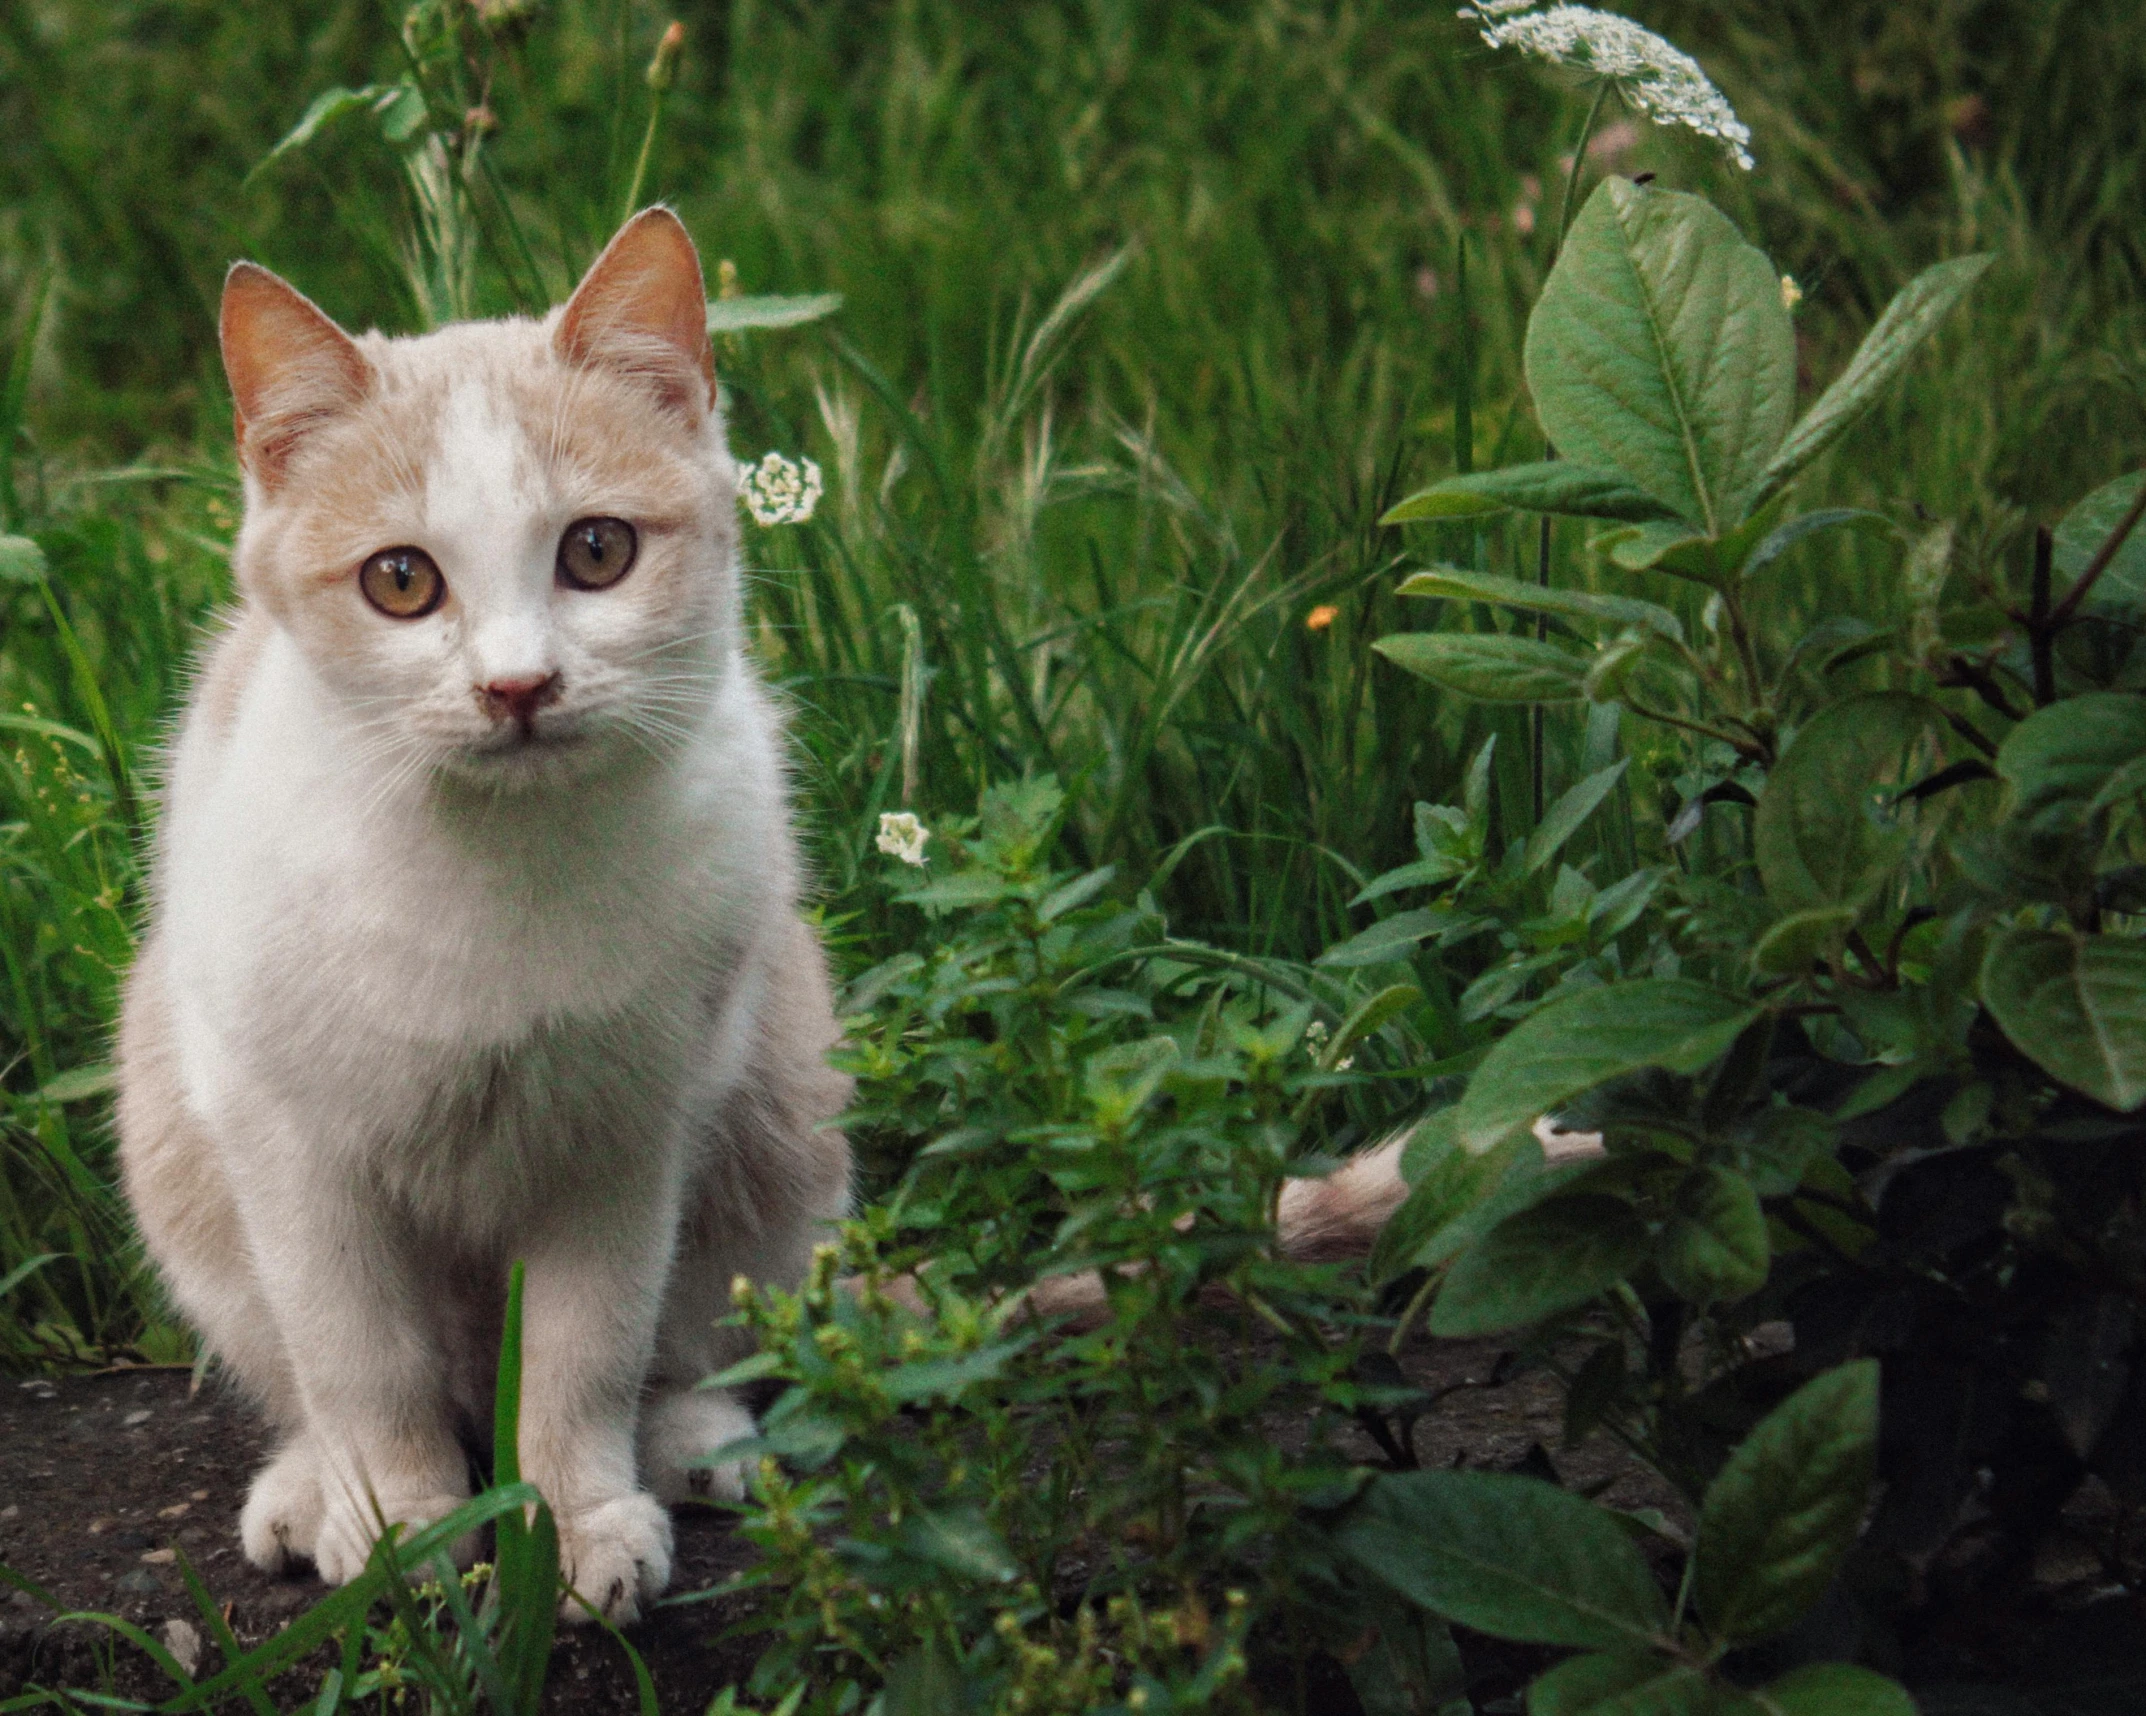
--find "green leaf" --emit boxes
[1754,693,1947,915]
[0,533,48,584]
[1431,1195,1649,1335]
[891,1506,1019,1583]
[1319,908,1446,969]
[1596,522,1720,583]
[1753,255,1993,510]
[34,1062,115,1104]
[1980,929,2146,1111]
[1374,632,1591,702]
[1526,761,1631,876]
[1996,692,2146,816]
[2054,469,2146,617]
[1529,1655,1719,1716]
[1456,980,1762,1153]
[1340,1470,1672,1651]
[1694,1360,1878,1645]
[259,84,392,168]
[1657,1168,1768,1305]
[1751,907,1856,977]
[1326,983,1424,1067]
[1383,463,1682,525]
[1372,1126,1533,1283]
[705,293,845,334]
[1526,180,1797,534]
[1753,1664,1915,1716]
[1400,567,1685,642]
[1738,509,1892,582]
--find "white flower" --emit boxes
[875,811,929,866]
[1780,273,1803,310]
[741,451,823,526]
[1457,4,1754,172]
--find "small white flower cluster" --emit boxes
[741,451,824,526]
[875,810,929,866]
[1458,4,1754,172]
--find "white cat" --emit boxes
[116,210,852,1624]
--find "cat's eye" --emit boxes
[358,546,445,619]
[557,517,638,591]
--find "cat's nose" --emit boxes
[476,671,563,729]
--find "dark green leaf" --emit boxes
[1372,1127,1534,1284]
[1398,567,1685,642]
[1527,180,1796,534]
[1456,980,1762,1153]
[1430,1195,1649,1336]
[1753,254,1992,510]
[1374,633,1591,703]
[1753,1664,1915,1716]
[1980,928,2146,1110]
[1529,1655,1718,1716]
[891,1507,1019,1583]
[1754,693,1946,915]
[1694,1361,1878,1645]
[1751,907,1855,977]
[1527,762,1631,876]
[1340,1470,1672,1651]
[1320,909,1447,968]
[1996,692,2146,816]
[260,85,392,166]
[1737,509,1892,581]
[1657,1168,1768,1305]
[1384,464,1682,525]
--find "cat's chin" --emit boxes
[437,728,612,792]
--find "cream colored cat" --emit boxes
[116,209,852,1624]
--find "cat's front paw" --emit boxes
[240,1439,325,1574]
[639,1387,757,1504]
[557,1493,672,1625]
[312,1477,475,1587]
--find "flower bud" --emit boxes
[647,20,686,92]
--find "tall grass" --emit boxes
[2,0,2142,1363]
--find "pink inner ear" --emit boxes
[220,264,371,484]
[555,208,715,414]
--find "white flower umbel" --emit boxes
[741,452,824,526]
[1458,4,1754,171]
[875,811,929,866]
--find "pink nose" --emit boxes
[477,671,563,728]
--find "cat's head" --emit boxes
[220,208,741,789]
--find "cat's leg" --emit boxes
[644,916,853,1505]
[118,950,328,1572]
[510,1155,685,1625]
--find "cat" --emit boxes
[116,209,853,1625]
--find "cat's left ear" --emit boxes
[555,207,714,419]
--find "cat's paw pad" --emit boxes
[639,1388,756,1504]
[240,1442,325,1574]
[557,1493,672,1625]
[312,1482,474,1587]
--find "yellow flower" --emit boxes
[1306,604,1340,631]
[1780,274,1803,311]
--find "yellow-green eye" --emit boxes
[358,546,445,619]
[557,516,638,591]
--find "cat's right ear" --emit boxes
[220,263,373,488]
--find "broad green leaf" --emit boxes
[1753,1664,1915,1716]
[891,1506,1019,1583]
[1456,979,1762,1153]
[1737,508,1892,582]
[1526,761,1631,876]
[1431,1195,1649,1335]
[0,534,48,584]
[1401,567,1685,642]
[1383,463,1682,525]
[33,1062,115,1104]
[1326,983,1424,1067]
[1657,1168,1768,1305]
[1373,1127,1532,1284]
[2053,469,2146,617]
[1694,1360,1878,1645]
[1374,633,1591,702]
[706,292,845,334]
[1596,522,1719,582]
[1351,854,1467,907]
[1526,180,1796,534]
[1996,692,2146,816]
[1980,929,2146,1111]
[1750,907,1856,977]
[1340,1470,1672,1651]
[1319,908,1446,968]
[1530,1656,1720,1716]
[1753,693,1947,915]
[1753,254,1993,510]
[883,1643,973,1716]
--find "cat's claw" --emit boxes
[558,1493,672,1625]
[239,1440,325,1574]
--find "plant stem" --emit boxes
[2030,524,2056,706]
[2047,467,2146,629]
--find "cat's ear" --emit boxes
[220,264,373,488]
[554,207,714,419]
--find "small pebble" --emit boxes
[189,1489,209,1502]
[158,1503,190,1519]
[123,1408,154,1427]
[0,1504,17,1520]
[158,1618,204,1677]
[114,1568,162,1596]
[140,1548,177,1565]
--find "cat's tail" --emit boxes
[856,1120,1601,1330]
